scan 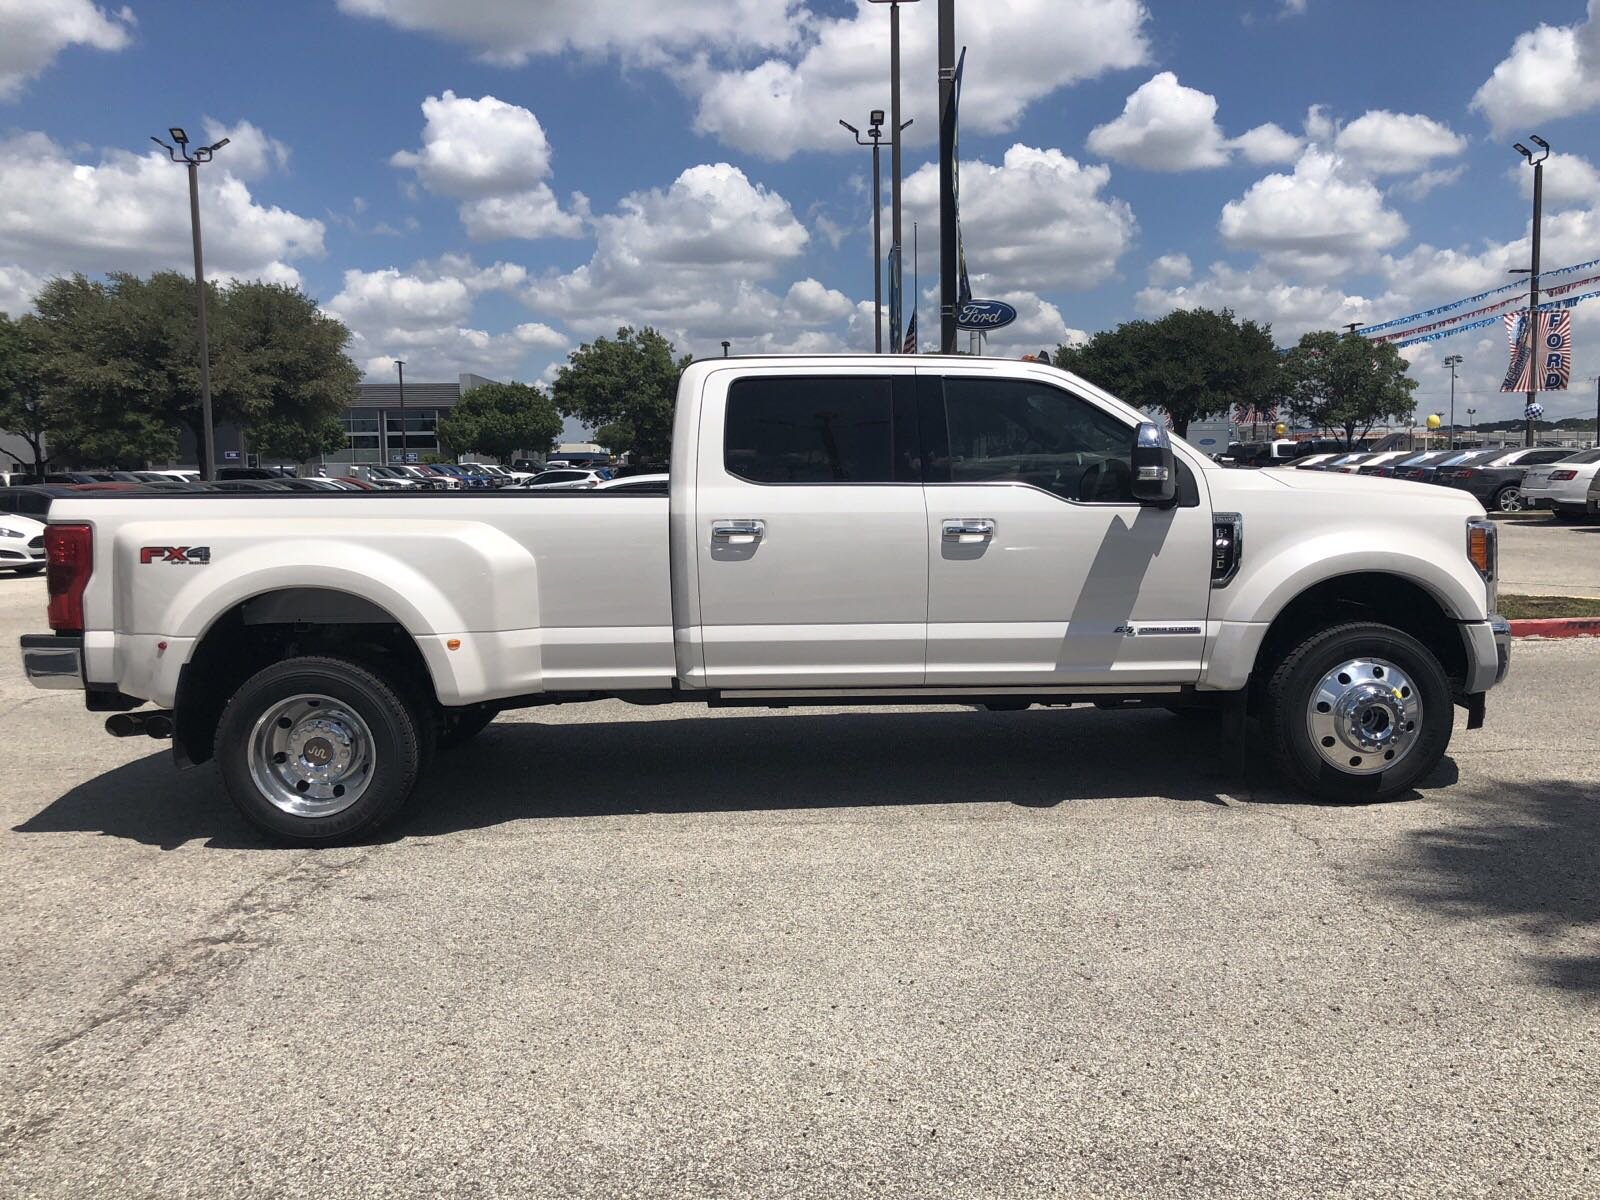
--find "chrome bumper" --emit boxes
[1461,616,1512,695]
[20,634,84,691]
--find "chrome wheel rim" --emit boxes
[248,694,375,817]
[1305,657,1422,776]
[1498,487,1524,512]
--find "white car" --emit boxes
[594,473,669,492]
[1519,448,1600,518]
[514,469,605,490]
[0,513,46,575]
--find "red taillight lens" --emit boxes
[45,523,92,632]
[1456,469,1475,478]
[1550,470,1577,481]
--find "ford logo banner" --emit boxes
[955,299,1018,330]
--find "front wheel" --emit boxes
[1493,485,1524,513]
[215,656,423,844]
[1263,622,1453,802]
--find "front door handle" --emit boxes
[942,519,995,544]
[712,519,765,545]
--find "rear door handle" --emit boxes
[712,519,765,545]
[942,519,995,544]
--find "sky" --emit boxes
[1,0,1598,430]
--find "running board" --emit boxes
[710,683,1184,707]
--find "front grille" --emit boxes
[29,535,43,549]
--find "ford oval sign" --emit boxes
[956,299,1018,331]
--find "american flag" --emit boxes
[901,311,917,354]
[1501,310,1572,392]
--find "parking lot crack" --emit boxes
[0,846,377,1160]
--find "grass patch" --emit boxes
[1498,593,1600,619]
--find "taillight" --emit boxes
[45,523,92,632]
[1456,469,1475,478]
[1550,470,1577,481]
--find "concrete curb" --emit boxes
[1509,617,1600,638]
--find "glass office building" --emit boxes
[322,373,498,465]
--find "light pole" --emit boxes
[395,359,407,463]
[869,0,920,353]
[721,340,730,357]
[152,128,229,480]
[937,0,956,353]
[1442,354,1462,449]
[841,113,887,352]
[1513,135,1549,447]
[1466,407,1477,445]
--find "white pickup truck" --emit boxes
[21,355,1510,843]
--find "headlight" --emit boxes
[0,527,23,538]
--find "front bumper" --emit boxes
[1461,616,1512,695]
[21,634,84,690]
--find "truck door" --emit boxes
[692,368,927,688]
[919,371,1213,686]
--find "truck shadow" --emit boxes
[16,705,1441,850]
[1372,779,1600,996]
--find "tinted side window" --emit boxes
[1523,449,1573,464]
[725,376,895,483]
[938,377,1135,502]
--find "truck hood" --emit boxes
[1254,465,1484,513]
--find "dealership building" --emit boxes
[321,373,499,466]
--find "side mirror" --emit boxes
[1131,421,1177,506]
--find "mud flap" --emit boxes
[1464,692,1486,731]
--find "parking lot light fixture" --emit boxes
[152,127,229,480]
[1443,354,1463,449]
[842,115,888,352]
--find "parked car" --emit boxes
[1589,465,1600,519]
[593,473,670,493]
[1360,449,1446,478]
[1518,448,1600,518]
[1289,453,1341,470]
[0,512,46,574]
[21,354,1511,844]
[514,469,605,490]
[1392,449,1495,484]
[1335,450,1412,474]
[217,466,290,480]
[1435,447,1577,512]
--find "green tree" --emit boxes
[0,313,52,475]
[437,381,562,462]
[1054,308,1280,438]
[28,271,358,473]
[1279,330,1418,448]
[221,280,359,462]
[550,326,689,462]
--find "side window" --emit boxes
[724,376,897,484]
[938,377,1136,502]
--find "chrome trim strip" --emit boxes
[717,684,1183,700]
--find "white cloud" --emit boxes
[200,118,290,181]
[1392,165,1466,203]
[1218,150,1407,276]
[0,0,134,99]
[1147,253,1193,286]
[336,0,797,64]
[0,131,324,294]
[1509,151,1600,209]
[1135,262,1378,344]
[391,91,583,239]
[1086,72,1230,171]
[1230,122,1303,164]
[1332,110,1467,175]
[689,0,1149,160]
[525,163,830,354]
[784,278,854,324]
[327,257,568,380]
[0,264,47,315]
[901,145,1136,292]
[1470,0,1600,135]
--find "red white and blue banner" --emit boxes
[1501,309,1572,393]
[1360,257,1600,338]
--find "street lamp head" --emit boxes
[1513,142,1532,159]
[839,119,859,134]
[870,109,885,128]
[1529,134,1549,151]
[169,127,188,145]
[208,137,230,151]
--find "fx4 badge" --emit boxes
[140,546,211,565]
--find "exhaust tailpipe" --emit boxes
[105,711,175,739]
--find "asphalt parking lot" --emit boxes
[1495,514,1600,597]
[1,573,1596,1198]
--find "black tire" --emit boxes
[437,705,497,750]
[1263,622,1453,803]
[215,655,422,845]
[1492,485,1524,513]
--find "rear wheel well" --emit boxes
[174,588,437,766]
[1249,573,1467,712]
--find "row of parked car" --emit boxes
[1286,445,1600,516]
